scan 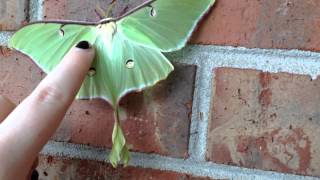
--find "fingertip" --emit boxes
[31,40,96,108]
[70,41,95,63]
[33,41,96,105]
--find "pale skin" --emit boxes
[0,42,95,180]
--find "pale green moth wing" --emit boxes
[118,0,215,52]
[8,22,174,107]
[9,24,98,73]
[77,23,174,107]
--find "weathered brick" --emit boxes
[0,0,28,30]
[54,64,195,158]
[208,68,320,176]
[38,155,216,180]
[43,0,145,20]
[0,47,44,102]
[0,48,195,158]
[191,0,320,52]
[41,0,320,51]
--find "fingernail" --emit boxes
[31,170,39,180]
[76,41,90,49]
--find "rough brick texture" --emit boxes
[43,0,145,20]
[43,0,320,51]
[0,47,44,102]
[0,0,28,30]
[38,156,215,180]
[208,68,320,176]
[191,0,320,52]
[0,48,195,158]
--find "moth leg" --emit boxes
[105,0,117,18]
[111,23,117,36]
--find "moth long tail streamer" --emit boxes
[109,107,130,167]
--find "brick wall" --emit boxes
[0,0,319,179]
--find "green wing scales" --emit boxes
[9,23,98,73]
[77,23,173,107]
[118,0,215,52]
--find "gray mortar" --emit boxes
[0,32,13,46]
[186,64,213,161]
[42,141,319,180]
[168,45,320,79]
[0,0,42,46]
[29,0,43,21]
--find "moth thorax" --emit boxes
[99,22,117,36]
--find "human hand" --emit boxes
[0,41,95,180]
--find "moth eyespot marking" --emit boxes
[150,7,157,17]
[125,59,135,69]
[59,29,65,37]
[88,67,96,76]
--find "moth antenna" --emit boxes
[23,0,156,27]
[105,0,117,18]
[95,5,106,19]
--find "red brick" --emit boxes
[38,0,320,51]
[207,68,320,176]
[43,0,145,21]
[0,48,195,158]
[0,47,44,103]
[38,155,216,180]
[0,0,28,30]
[191,0,320,52]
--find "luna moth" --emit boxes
[9,0,215,167]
